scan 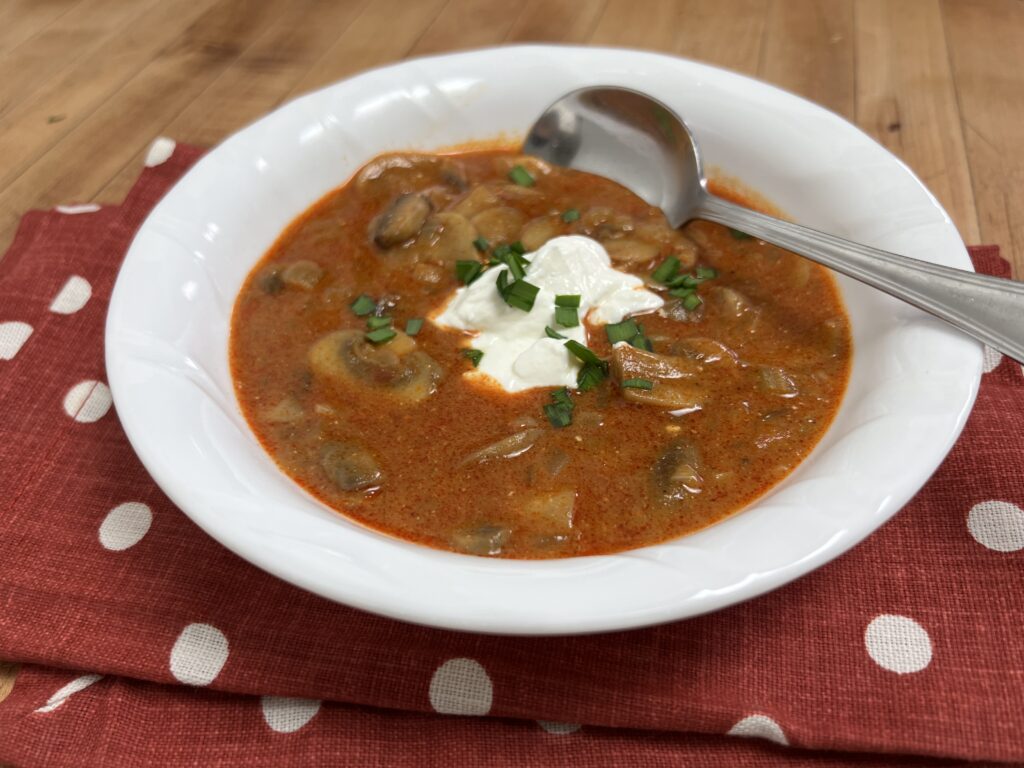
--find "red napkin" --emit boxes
[1,143,1021,767]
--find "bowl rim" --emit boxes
[105,44,982,635]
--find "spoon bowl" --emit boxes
[524,86,1024,362]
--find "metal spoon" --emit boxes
[523,86,1024,362]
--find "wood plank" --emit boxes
[589,0,681,51]
[943,0,1024,276]
[505,0,607,43]
[0,0,285,253]
[759,0,855,118]
[855,0,979,246]
[0,0,217,197]
[410,0,524,56]
[96,0,367,202]
[287,0,447,98]
[670,0,768,76]
[0,0,80,57]
[0,0,156,120]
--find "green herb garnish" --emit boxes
[621,378,654,390]
[366,315,392,330]
[350,294,375,316]
[462,348,484,367]
[681,292,703,311]
[543,387,575,428]
[405,317,424,336]
[508,164,535,187]
[605,319,640,345]
[555,306,579,328]
[473,236,489,253]
[577,362,607,392]
[729,228,752,240]
[651,256,681,284]
[561,208,580,223]
[545,326,567,340]
[365,327,396,344]
[510,241,526,255]
[555,294,581,308]
[455,260,483,285]
[696,266,718,280]
[565,339,603,366]
[502,279,540,312]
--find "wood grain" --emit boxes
[1,0,1021,707]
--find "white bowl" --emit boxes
[106,46,981,635]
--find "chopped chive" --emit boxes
[729,228,752,240]
[506,255,526,281]
[555,294,581,308]
[696,266,718,280]
[405,317,424,336]
[605,319,640,345]
[462,348,484,367]
[632,335,654,352]
[366,315,392,330]
[544,402,573,428]
[455,260,483,285]
[669,286,696,298]
[667,273,701,289]
[491,243,512,260]
[564,339,603,366]
[510,241,526,255]
[503,279,540,312]
[473,236,489,253]
[681,292,703,311]
[551,387,574,407]
[555,306,578,328]
[651,256,681,284]
[621,378,654,390]
[545,325,567,340]
[350,294,375,316]
[496,269,510,296]
[577,362,607,392]
[544,387,575,428]
[561,208,580,223]
[365,327,396,344]
[508,164,535,187]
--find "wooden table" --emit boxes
[1,0,1021,707]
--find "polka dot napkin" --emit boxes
[1,143,1022,767]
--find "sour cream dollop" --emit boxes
[433,236,663,392]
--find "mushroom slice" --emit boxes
[651,437,703,503]
[281,260,323,290]
[320,440,383,493]
[264,396,304,424]
[462,428,544,465]
[309,330,442,404]
[373,193,432,248]
[450,524,511,557]
[420,212,478,262]
[471,206,526,244]
[519,215,564,252]
[520,490,575,533]
[603,238,661,265]
[610,344,706,411]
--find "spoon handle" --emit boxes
[697,194,1024,363]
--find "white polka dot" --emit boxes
[261,696,321,733]
[55,204,101,215]
[538,721,581,734]
[428,658,493,715]
[982,345,1002,373]
[967,500,1024,552]
[49,275,92,314]
[727,714,788,745]
[99,502,152,551]
[34,674,103,713]
[62,380,112,423]
[865,614,932,673]
[169,623,229,686]
[0,321,33,360]
[145,137,176,167]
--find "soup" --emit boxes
[230,149,851,558]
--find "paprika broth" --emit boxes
[230,149,851,559]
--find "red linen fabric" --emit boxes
[1,144,1021,766]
